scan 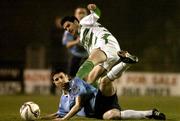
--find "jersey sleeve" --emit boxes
[70,78,87,97]
[80,7,101,26]
[71,77,97,96]
[62,31,74,45]
[91,7,101,17]
[56,95,68,117]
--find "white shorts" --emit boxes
[89,35,121,71]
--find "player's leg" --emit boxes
[103,109,121,120]
[76,48,107,79]
[85,51,120,84]
[76,35,121,81]
[85,65,106,84]
[99,77,166,120]
[120,109,153,119]
[103,108,162,120]
[107,62,130,81]
[99,75,115,96]
[98,80,165,120]
[98,54,165,120]
[98,62,130,96]
[101,96,166,120]
[107,51,138,81]
[120,109,166,120]
[94,88,121,119]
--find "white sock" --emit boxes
[107,62,130,80]
[121,110,152,119]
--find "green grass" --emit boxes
[0,95,179,121]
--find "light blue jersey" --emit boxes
[56,77,97,117]
[62,31,88,57]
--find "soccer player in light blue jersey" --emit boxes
[54,72,97,118]
[41,69,166,120]
[41,71,97,120]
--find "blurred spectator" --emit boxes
[50,16,64,46]
[62,7,88,77]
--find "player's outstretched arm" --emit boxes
[87,4,101,17]
[39,113,58,120]
[80,3,101,25]
[87,4,96,11]
[54,96,82,121]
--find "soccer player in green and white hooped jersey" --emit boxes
[61,4,138,85]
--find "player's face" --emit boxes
[53,72,69,89]
[63,21,79,36]
[75,8,87,21]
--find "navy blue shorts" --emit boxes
[94,90,121,119]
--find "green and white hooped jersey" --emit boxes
[79,8,120,54]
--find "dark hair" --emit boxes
[61,16,79,26]
[51,68,72,81]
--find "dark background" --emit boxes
[0,0,180,72]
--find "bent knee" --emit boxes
[88,49,107,64]
[87,66,105,83]
[103,109,121,120]
[100,76,111,86]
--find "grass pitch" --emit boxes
[0,95,179,121]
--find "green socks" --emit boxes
[76,60,94,79]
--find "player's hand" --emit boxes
[87,4,96,11]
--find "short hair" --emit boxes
[51,68,72,81]
[61,16,79,26]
